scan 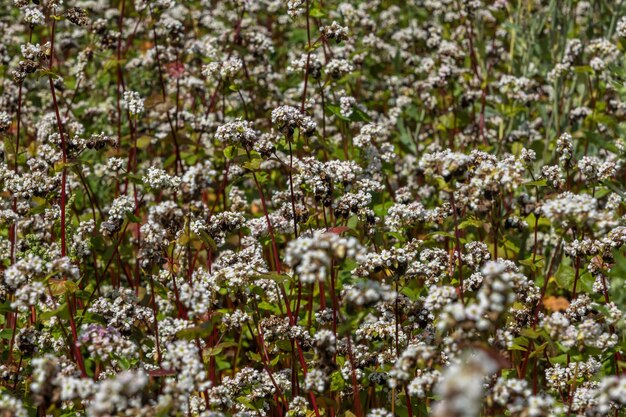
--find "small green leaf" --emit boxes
[310,7,325,18]
[523,179,547,187]
[224,145,237,160]
[198,230,218,252]
[136,136,152,149]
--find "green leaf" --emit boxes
[204,341,238,356]
[330,371,346,391]
[519,255,544,272]
[350,108,371,122]
[459,218,482,229]
[310,7,325,18]
[555,263,575,289]
[242,158,262,171]
[224,145,237,160]
[38,68,63,80]
[0,301,14,314]
[136,136,152,149]
[127,212,142,223]
[252,272,291,283]
[40,302,70,321]
[176,323,212,339]
[198,230,218,252]
[523,179,547,187]
[529,342,548,358]
[509,343,528,352]
[573,65,594,74]
[521,328,541,340]
[325,104,351,121]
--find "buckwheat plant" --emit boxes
[1,0,626,416]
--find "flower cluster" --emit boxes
[1,1,626,417]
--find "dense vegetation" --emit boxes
[1,0,626,416]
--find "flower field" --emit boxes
[1,0,626,416]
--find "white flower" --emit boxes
[122,90,144,116]
[23,6,45,26]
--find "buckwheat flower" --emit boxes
[286,0,305,17]
[556,132,574,165]
[272,105,316,136]
[326,58,354,78]
[100,195,134,236]
[592,376,626,414]
[367,408,392,417]
[30,355,62,404]
[288,396,309,417]
[384,201,427,232]
[207,211,245,245]
[540,165,565,189]
[419,149,472,179]
[524,394,563,417]
[16,327,39,355]
[106,157,126,172]
[588,38,620,62]
[578,156,598,182]
[47,256,80,280]
[66,7,90,26]
[202,57,242,80]
[143,166,181,190]
[462,241,491,270]
[162,340,210,394]
[320,21,350,42]
[618,16,626,38]
[13,281,45,312]
[88,370,149,417]
[304,368,326,392]
[0,112,10,132]
[0,393,28,417]
[547,63,571,82]
[313,329,336,356]
[563,39,583,64]
[23,6,45,26]
[215,119,257,148]
[178,273,218,319]
[77,324,139,361]
[423,285,457,312]
[432,351,498,417]
[569,319,618,351]
[590,56,606,71]
[287,53,323,77]
[520,147,536,163]
[545,363,570,391]
[88,287,153,333]
[408,370,440,398]
[497,75,539,103]
[577,156,617,183]
[541,192,613,228]
[222,309,250,330]
[284,229,364,283]
[492,377,530,412]
[0,209,18,225]
[570,106,591,122]
[340,96,356,118]
[59,375,93,401]
[388,343,437,388]
[20,43,42,60]
[3,253,45,289]
[122,90,144,116]
[571,382,599,414]
[71,219,95,257]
